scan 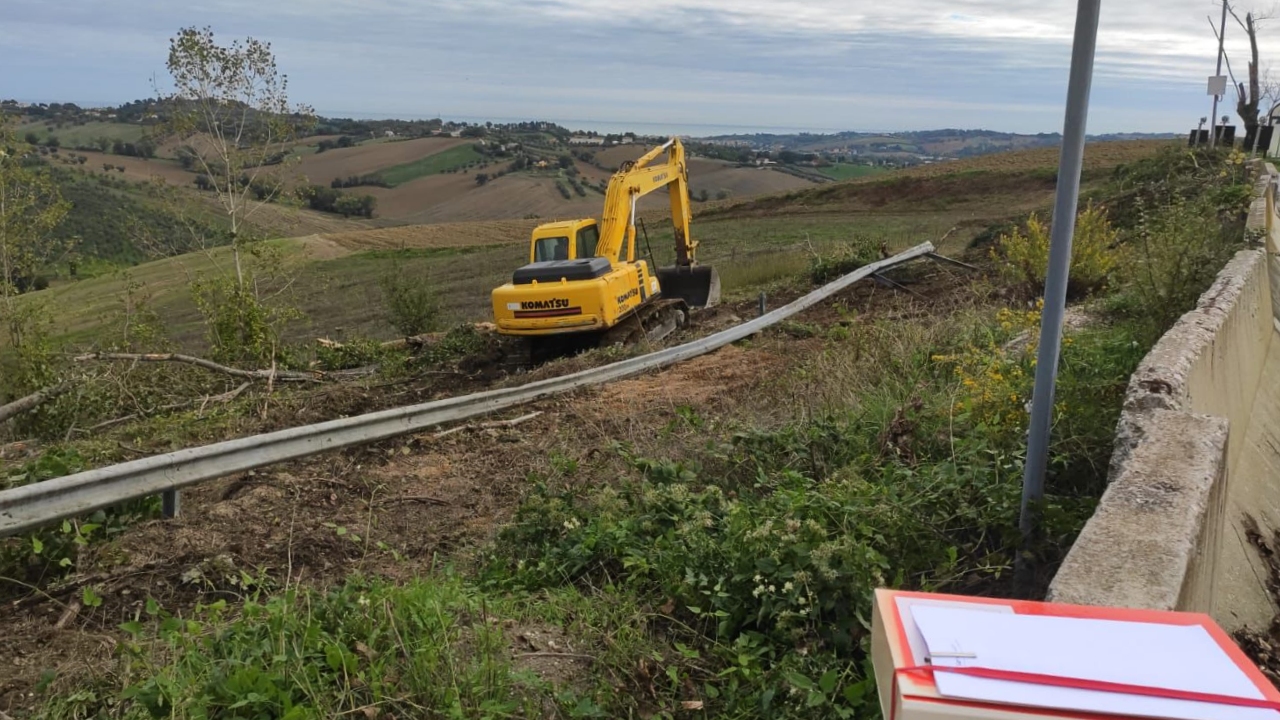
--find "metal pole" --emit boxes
[1211,0,1228,149]
[1019,0,1102,554]
[162,488,180,519]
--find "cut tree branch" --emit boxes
[73,352,323,383]
[0,383,73,424]
[432,411,543,439]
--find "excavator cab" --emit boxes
[530,220,600,263]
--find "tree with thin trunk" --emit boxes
[0,119,70,348]
[157,26,314,290]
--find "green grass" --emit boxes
[35,572,664,720]
[18,120,145,149]
[376,144,485,187]
[816,163,889,181]
[25,237,523,352]
[25,207,976,355]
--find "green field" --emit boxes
[17,120,145,149]
[816,163,890,181]
[377,143,485,186]
[25,205,979,354]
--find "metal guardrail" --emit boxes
[0,242,935,537]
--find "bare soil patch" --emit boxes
[296,138,469,184]
[317,219,537,253]
[68,151,195,185]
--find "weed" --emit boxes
[809,238,879,285]
[313,337,401,372]
[1111,193,1249,339]
[992,203,1119,300]
[380,263,442,336]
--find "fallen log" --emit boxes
[0,383,72,424]
[433,411,543,439]
[74,352,322,383]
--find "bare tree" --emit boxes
[157,26,314,290]
[1228,6,1270,143]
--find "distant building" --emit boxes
[568,136,599,146]
[384,130,396,138]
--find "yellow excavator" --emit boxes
[490,137,719,355]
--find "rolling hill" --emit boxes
[23,139,1169,353]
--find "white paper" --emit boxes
[910,605,1279,720]
[894,595,1013,666]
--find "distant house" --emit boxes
[568,136,599,146]
[384,130,396,138]
[619,137,634,145]
[535,160,549,168]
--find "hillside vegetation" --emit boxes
[0,137,1258,718]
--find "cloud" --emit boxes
[0,0,1259,133]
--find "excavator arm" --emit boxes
[595,139,699,267]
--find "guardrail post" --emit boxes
[758,292,767,317]
[162,489,180,519]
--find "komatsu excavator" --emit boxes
[490,137,719,354]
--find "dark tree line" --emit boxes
[297,185,377,218]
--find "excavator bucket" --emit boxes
[657,265,721,308]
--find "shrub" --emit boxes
[333,194,364,218]
[809,238,878,284]
[993,203,1119,300]
[314,338,390,371]
[381,266,441,336]
[1112,194,1248,338]
[190,276,298,368]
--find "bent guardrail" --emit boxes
[0,242,935,536]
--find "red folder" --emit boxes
[870,588,1280,720]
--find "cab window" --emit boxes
[534,236,570,262]
[575,224,600,259]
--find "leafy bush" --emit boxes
[1112,193,1250,339]
[992,203,1119,299]
[314,338,393,372]
[809,239,878,284]
[380,266,441,336]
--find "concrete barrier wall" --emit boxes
[1048,164,1280,630]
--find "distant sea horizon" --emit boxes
[329,113,861,137]
[9,98,1177,139]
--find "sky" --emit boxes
[0,0,1268,135]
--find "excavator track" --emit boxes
[601,298,689,347]
[500,298,690,371]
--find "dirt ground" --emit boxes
[0,257,976,711]
[294,137,470,184]
[302,219,538,257]
[65,150,195,185]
